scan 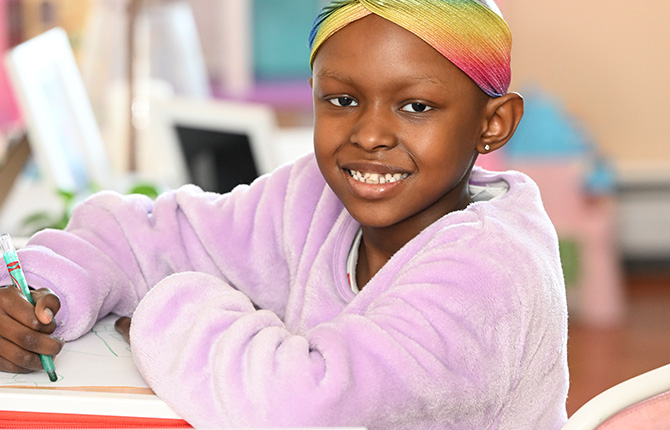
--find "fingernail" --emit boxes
[50,336,65,345]
[44,308,54,322]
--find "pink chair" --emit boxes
[562,363,670,429]
[507,160,625,328]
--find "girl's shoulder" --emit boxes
[411,167,557,264]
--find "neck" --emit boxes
[355,186,473,290]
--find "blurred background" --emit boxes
[0,0,668,417]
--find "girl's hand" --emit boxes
[115,316,131,344]
[0,285,63,373]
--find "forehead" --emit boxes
[312,14,478,94]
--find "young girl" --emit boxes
[0,1,569,428]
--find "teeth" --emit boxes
[347,169,408,184]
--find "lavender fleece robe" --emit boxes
[4,154,568,429]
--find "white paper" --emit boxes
[0,315,149,388]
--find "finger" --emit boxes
[0,286,41,327]
[0,355,34,374]
[0,313,64,357]
[0,336,44,372]
[115,317,131,344]
[32,289,61,329]
[37,307,54,327]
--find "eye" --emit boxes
[328,96,358,107]
[401,102,432,113]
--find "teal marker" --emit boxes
[0,233,58,382]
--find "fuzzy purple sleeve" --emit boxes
[3,157,319,339]
[130,268,489,429]
[128,173,568,429]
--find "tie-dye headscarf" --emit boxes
[308,0,512,97]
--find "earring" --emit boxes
[484,144,491,152]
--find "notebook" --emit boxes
[0,315,186,424]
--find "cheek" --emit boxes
[313,114,347,158]
[313,124,332,160]
[412,127,479,181]
[412,126,474,161]
[313,123,342,184]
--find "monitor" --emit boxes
[4,27,112,192]
[146,97,280,192]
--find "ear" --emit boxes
[477,92,524,154]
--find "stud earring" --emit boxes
[484,144,491,152]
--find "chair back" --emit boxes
[562,363,670,430]
[596,391,670,429]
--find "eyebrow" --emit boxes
[411,74,445,88]
[314,69,353,84]
[315,69,447,89]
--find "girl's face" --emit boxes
[312,14,489,235]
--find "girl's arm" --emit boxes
[7,158,318,340]
[128,247,565,429]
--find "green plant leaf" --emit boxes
[21,211,55,228]
[20,181,162,234]
[127,184,160,200]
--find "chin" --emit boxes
[348,212,400,230]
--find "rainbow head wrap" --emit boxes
[309,0,512,97]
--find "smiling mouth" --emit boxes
[346,169,409,185]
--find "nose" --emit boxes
[350,105,398,151]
